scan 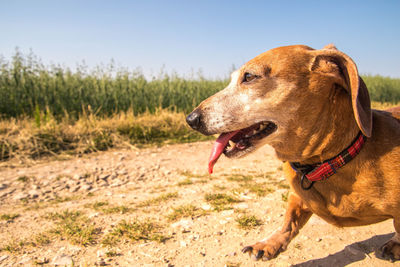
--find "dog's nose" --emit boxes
[186,110,202,130]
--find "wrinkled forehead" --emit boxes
[242,45,315,74]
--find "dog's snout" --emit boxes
[186,110,202,130]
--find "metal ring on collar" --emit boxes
[301,173,315,190]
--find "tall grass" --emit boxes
[0,49,226,119]
[0,109,212,161]
[2,49,398,119]
[363,75,400,103]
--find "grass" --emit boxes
[86,201,134,214]
[0,231,52,253]
[225,174,254,182]
[46,210,100,246]
[106,219,168,244]
[0,109,212,161]
[1,240,25,253]
[137,192,178,207]
[105,250,120,257]
[237,182,274,197]
[17,176,29,183]
[225,173,275,197]
[177,178,193,186]
[281,191,289,202]
[166,204,207,221]
[204,193,241,211]
[0,49,226,119]
[236,214,263,229]
[179,170,210,179]
[34,232,52,246]
[0,213,20,221]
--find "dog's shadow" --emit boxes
[292,233,394,267]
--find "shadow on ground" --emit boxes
[293,233,395,267]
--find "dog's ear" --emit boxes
[311,49,372,137]
[323,43,338,50]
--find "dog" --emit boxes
[186,44,400,261]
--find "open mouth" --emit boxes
[208,121,277,173]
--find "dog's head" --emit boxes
[186,45,372,172]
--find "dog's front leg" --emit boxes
[242,192,313,261]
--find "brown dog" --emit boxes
[186,44,400,261]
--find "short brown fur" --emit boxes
[187,44,400,261]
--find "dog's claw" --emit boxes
[256,250,264,259]
[241,246,253,254]
[380,240,400,261]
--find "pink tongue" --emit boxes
[208,130,239,174]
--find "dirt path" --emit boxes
[0,141,397,266]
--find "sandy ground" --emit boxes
[0,141,398,266]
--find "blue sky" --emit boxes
[0,0,399,78]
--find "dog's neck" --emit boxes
[272,95,361,165]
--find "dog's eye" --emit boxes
[243,72,257,83]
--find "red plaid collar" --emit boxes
[290,132,367,190]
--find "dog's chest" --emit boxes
[296,183,387,227]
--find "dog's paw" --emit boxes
[381,240,400,261]
[241,233,288,261]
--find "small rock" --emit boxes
[110,182,122,188]
[89,212,100,219]
[0,184,8,191]
[28,190,40,198]
[13,192,29,201]
[0,255,9,263]
[180,241,187,247]
[80,184,93,191]
[188,234,199,241]
[228,251,237,257]
[217,230,225,235]
[221,210,234,216]
[118,170,128,176]
[201,204,212,211]
[18,255,31,265]
[69,245,82,254]
[99,174,110,180]
[35,257,49,265]
[32,184,40,190]
[315,237,322,242]
[171,219,193,231]
[51,254,73,266]
[233,203,248,209]
[73,174,81,180]
[70,186,80,193]
[96,258,106,266]
[97,250,105,258]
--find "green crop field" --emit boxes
[0,50,226,119]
